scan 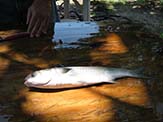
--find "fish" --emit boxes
[24,66,144,89]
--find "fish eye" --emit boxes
[31,72,37,77]
[31,73,35,77]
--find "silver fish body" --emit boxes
[24,66,141,89]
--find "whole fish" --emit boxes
[24,66,143,89]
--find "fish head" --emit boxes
[24,70,52,87]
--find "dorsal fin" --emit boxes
[54,64,64,67]
[61,67,71,73]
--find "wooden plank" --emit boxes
[21,79,150,122]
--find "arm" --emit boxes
[26,0,52,37]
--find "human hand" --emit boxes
[26,0,52,37]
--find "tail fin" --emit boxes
[132,67,150,79]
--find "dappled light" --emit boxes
[20,88,114,122]
[0,45,59,69]
[90,78,149,106]
[0,57,10,78]
[92,33,128,53]
[20,78,149,122]
[7,52,54,69]
[89,33,128,65]
[89,50,112,65]
[0,44,11,53]
[0,30,20,38]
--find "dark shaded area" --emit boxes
[28,82,113,93]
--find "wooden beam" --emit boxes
[83,0,90,21]
[64,0,70,19]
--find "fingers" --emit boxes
[43,17,50,34]
[27,15,35,33]
[36,18,47,37]
[26,8,31,25]
[30,19,40,37]
[27,13,50,37]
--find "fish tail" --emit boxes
[132,67,149,79]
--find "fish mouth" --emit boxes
[24,80,51,87]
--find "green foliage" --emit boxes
[99,0,127,4]
[160,32,163,39]
[96,0,163,4]
[137,0,145,3]
[160,0,163,4]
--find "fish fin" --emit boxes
[133,67,144,74]
[132,67,152,79]
[78,81,95,86]
[78,81,88,84]
[105,80,116,83]
[54,64,65,67]
[78,80,116,85]
[62,67,71,73]
[132,67,150,79]
[54,64,71,73]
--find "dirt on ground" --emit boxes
[90,0,163,36]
